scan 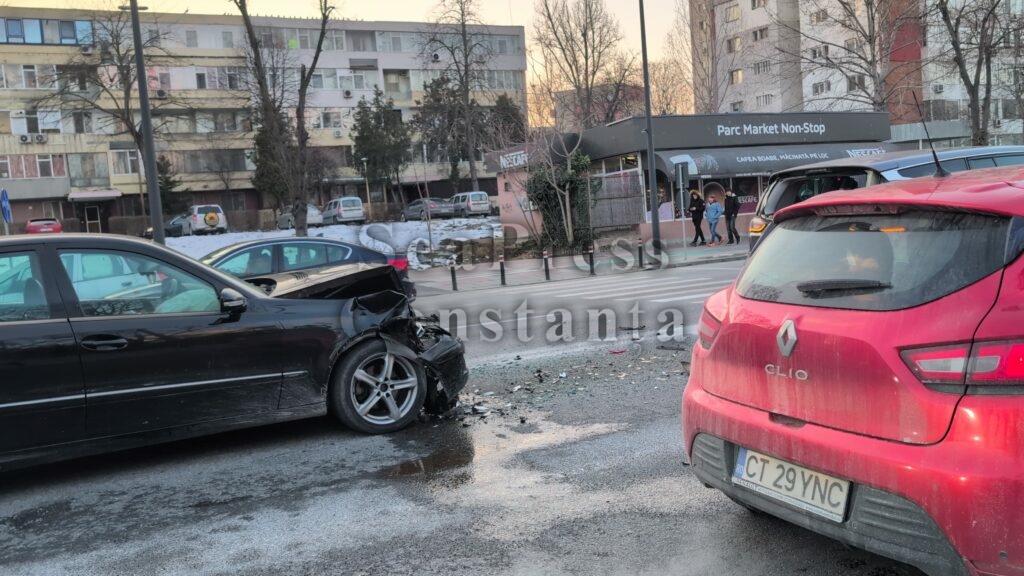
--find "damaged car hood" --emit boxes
[246,262,403,299]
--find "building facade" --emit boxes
[0,8,526,233]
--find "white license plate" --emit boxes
[732,447,850,522]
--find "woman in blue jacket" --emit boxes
[704,196,724,246]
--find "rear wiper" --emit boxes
[796,279,891,294]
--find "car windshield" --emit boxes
[737,209,1013,311]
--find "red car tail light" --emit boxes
[900,344,971,385]
[387,256,409,272]
[969,341,1024,385]
[902,341,1024,388]
[698,307,721,350]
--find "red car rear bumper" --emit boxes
[683,382,1024,576]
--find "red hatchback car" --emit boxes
[683,166,1024,576]
[24,217,63,234]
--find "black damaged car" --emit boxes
[0,234,467,471]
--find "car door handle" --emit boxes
[80,335,129,352]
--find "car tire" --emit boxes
[400,213,407,222]
[419,210,426,220]
[329,339,426,434]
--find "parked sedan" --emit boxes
[200,237,416,301]
[0,234,466,471]
[400,198,454,221]
[141,214,189,239]
[277,203,325,229]
[683,166,1024,576]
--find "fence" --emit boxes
[589,168,645,234]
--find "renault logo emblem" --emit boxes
[777,320,797,357]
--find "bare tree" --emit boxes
[770,0,926,113]
[1009,15,1024,141]
[231,0,335,236]
[669,0,741,113]
[935,0,1009,145]
[649,59,693,115]
[422,0,493,191]
[533,0,640,129]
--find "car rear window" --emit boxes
[470,193,488,201]
[896,158,969,178]
[760,172,870,217]
[736,209,1012,311]
[341,198,362,208]
[196,205,223,213]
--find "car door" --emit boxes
[56,246,284,437]
[0,246,85,453]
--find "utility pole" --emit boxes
[639,0,661,256]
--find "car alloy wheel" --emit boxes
[331,340,425,433]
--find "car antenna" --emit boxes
[912,91,949,178]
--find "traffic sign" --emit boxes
[1,189,11,225]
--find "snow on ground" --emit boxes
[166,216,503,269]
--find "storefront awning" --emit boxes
[68,189,123,202]
[657,141,912,179]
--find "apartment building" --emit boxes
[0,7,526,232]
[689,0,803,115]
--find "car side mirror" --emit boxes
[219,287,247,315]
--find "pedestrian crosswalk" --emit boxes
[477,270,736,304]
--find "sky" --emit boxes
[18,0,680,60]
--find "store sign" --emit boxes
[716,121,827,137]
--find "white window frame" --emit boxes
[729,69,743,85]
[730,101,743,112]
[113,150,140,175]
[37,154,54,178]
[0,156,10,179]
[185,30,198,48]
[222,30,234,49]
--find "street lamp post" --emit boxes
[639,0,661,257]
[120,1,164,244]
[361,157,374,221]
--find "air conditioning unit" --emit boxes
[18,134,31,144]
[933,84,944,94]
[154,89,169,99]
[34,133,48,144]
[333,129,343,138]
[431,52,440,62]
[343,89,353,98]
[80,45,94,55]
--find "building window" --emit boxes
[847,74,866,92]
[72,111,93,133]
[58,21,77,45]
[195,72,207,89]
[0,157,9,179]
[22,64,37,88]
[311,72,324,89]
[756,94,775,107]
[753,27,769,41]
[729,69,744,85]
[730,101,743,112]
[811,45,830,59]
[810,10,829,24]
[185,30,198,47]
[113,150,140,175]
[753,60,772,75]
[812,80,832,95]
[727,36,742,53]
[346,30,376,52]
[6,19,25,43]
[147,28,160,46]
[725,4,741,21]
[751,0,767,8]
[845,38,862,53]
[222,31,234,49]
[37,154,53,178]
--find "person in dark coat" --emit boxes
[724,188,741,245]
[688,190,706,246]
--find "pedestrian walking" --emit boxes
[724,188,741,245]
[688,190,706,246]
[705,196,723,246]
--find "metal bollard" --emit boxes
[448,259,458,291]
[637,236,645,269]
[543,249,551,281]
[499,254,506,286]
[588,245,596,276]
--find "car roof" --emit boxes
[200,236,374,261]
[772,145,1024,176]
[0,233,155,248]
[775,165,1024,221]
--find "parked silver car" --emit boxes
[450,191,492,218]
[400,197,454,221]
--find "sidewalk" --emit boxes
[409,240,749,295]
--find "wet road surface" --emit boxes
[0,343,923,576]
